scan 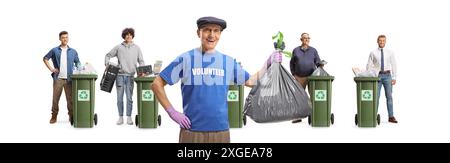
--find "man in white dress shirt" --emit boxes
[367,35,398,123]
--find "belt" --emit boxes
[379,70,391,74]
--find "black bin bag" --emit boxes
[244,63,311,123]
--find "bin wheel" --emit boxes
[243,115,247,126]
[94,114,98,126]
[308,115,311,125]
[377,114,380,125]
[135,115,139,127]
[158,115,161,126]
[355,114,358,126]
[330,113,334,125]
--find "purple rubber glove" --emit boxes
[266,50,283,67]
[166,107,191,129]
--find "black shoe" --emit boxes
[292,119,302,123]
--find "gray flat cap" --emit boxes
[197,16,227,30]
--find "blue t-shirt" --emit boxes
[159,48,250,131]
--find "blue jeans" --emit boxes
[377,73,394,117]
[116,75,134,116]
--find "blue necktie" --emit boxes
[380,48,384,72]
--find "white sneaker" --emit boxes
[127,116,133,125]
[116,117,124,125]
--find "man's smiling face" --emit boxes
[198,24,222,52]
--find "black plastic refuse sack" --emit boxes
[244,63,311,123]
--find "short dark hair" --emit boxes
[300,33,309,39]
[59,31,68,38]
[122,28,135,39]
[378,34,386,40]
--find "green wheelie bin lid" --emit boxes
[307,76,335,81]
[71,74,98,79]
[354,77,379,82]
[134,76,156,82]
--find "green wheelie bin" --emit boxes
[228,85,246,128]
[354,77,380,127]
[307,76,335,127]
[135,76,161,128]
[71,74,98,128]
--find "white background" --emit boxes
[0,0,449,142]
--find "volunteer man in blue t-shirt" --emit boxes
[152,16,282,143]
